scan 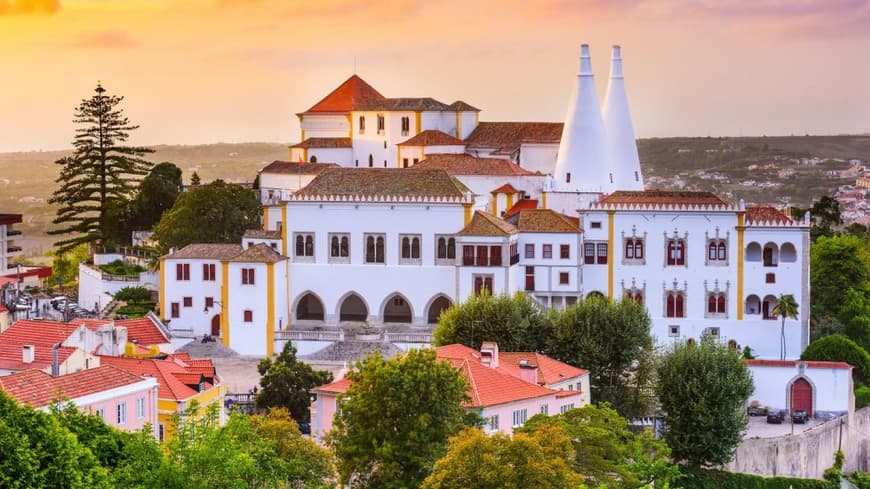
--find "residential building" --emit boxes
[0,213,22,275]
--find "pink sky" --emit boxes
[1,0,869,152]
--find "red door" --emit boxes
[211,314,221,337]
[791,378,812,414]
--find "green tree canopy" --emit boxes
[255,342,333,422]
[801,334,870,386]
[49,83,154,253]
[422,426,581,489]
[327,349,470,488]
[656,338,754,467]
[190,171,201,186]
[547,296,656,417]
[152,179,261,252]
[773,294,799,360]
[433,292,551,351]
[811,234,870,320]
[520,404,679,489]
[131,162,183,230]
[248,408,335,487]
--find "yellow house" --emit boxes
[99,353,225,442]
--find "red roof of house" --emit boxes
[290,137,352,149]
[746,359,852,369]
[498,352,588,386]
[457,211,518,236]
[415,154,538,176]
[505,209,580,233]
[491,183,519,194]
[98,356,219,401]
[464,122,563,155]
[598,190,728,206]
[312,377,352,395]
[303,75,385,114]
[71,317,169,346]
[397,130,465,147]
[746,205,794,225]
[0,365,149,408]
[503,199,539,218]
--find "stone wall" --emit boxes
[725,407,870,478]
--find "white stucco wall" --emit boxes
[748,363,853,414]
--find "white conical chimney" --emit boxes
[603,45,644,190]
[553,45,613,192]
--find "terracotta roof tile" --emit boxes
[260,161,339,175]
[303,75,385,114]
[164,244,243,261]
[447,100,480,112]
[504,199,539,218]
[357,97,450,111]
[313,377,352,395]
[290,137,352,149]
[415,154,537,176]
[72,317,169,347]
[295,168,470,200]
[0,365,150,408]
[98,356,218,401]
[229,243,287,263]
[397,130,465,147]
[498,352,588,386]
[457,211,518,236]
[746,205,794,225]
[491,183,519,194]
[505,209,580,233]
[599,190,728,206]
[243,229,282,240]
[464,122,563,154]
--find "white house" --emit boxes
[747,360,853,417]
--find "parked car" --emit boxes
[748,403,768,416]
[766,409,787,424]
[792,410,810,424]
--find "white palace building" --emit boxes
[160,45,814,369]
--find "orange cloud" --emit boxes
[68,29,139,49]
[0,0,60,15]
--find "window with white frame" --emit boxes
[241,268,255,285]
[542,244,553,259]
[136,397,146,420]
[707,239,728,265]
[624,237,644,263]
[399,234,421,264]
[512,408,528,427]
[329,233,350,263]
[560,403,575,414]
[294,233,314,261]
[665,291,686,318]
[202,263,216,281]
[488,414,499,431]
[117,402,127,425]
[666,238,687,266]
[95,408,105,420]
[365,234,386,263]
[706,292,727,317]
[669,325,680,337]
[525,243,534,258]
[540,404,549,415]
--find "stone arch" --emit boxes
[745,241,762,262]
[426,295,453,324]
[762,294,778,319]
[745,294,761,315]
[786,373,817,415]
[780,242,797,263]
[337,292,369,322]
[294,291,325,321]
[381,292,413,323]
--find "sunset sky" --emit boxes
[1,0,869,152]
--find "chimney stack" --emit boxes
[553,45,613,193]
[22,344,34,364]
[51,343,60,377]
[480,341,499,369]
[603,45,644,190]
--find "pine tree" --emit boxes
[190,171,201,186]
[49,83,153,253]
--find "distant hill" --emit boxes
[2,136,867,260]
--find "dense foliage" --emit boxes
[152,179,261,252]
[327,349,471,489]
[800,334,870,386]
[677,466,836,489]
[656,338,754,467]
[49,83,154,253]
[434,292,550,351]
[99,259,146,276]
[255,342,333,422]
[114,286,153,302]
[810,234,870,349]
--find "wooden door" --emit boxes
[791,377,812,414]
[211,314,221,337]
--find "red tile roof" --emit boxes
[491,183,519,194]
[498,352,588,386]
[0,320,82,371]
[72,317,169,347]
[312,377,352,395]
[295,168,470,200]
[163,243,243,261]
[260,161,339,175]
[398,130,465,147]
[357,97,450,111]
[0,365,150,408]
[98,356,219,401]
[229,243,286,263]
[506,209,580,233]
[504,199,539,218]
[464,122,563,155]
[447,100,480,112]
[746,205,794,225]
[746,359,852,369]
[290,137,352,149]
[303,75,385,114]
[457,211,518,236]
[415,154,538,176]
[599,190,728,206]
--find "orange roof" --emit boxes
[260,161,339,175]
[491,183,519,194]
[504,199,539,218]
[313,377,352,395]
[746,205,794,225]
[296,168,470,200]
[0,320,82,370]
[290,137,352,149]
[0,365,150,408]
[598,190,728,206]
[746,359,852,369]
[397,130,465,147]
[464,122,563,155]
[98,356,218,401]
[506,209,580,233]
[415,154,538,176]
[303,75,385,114]
[72,317,169,346]
[498,352,588,386]
[457,211,518,236]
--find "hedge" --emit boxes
[856,386,870,410]
[678,467,834,489]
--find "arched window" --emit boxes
[708,295,717,313]
[717,295,726,313]
[401,237,411,259]
[624,291,643,305]
[331,236,339,257]
[666,292,685,318]
[368,154,373,167]
[625,238,644,260]
[718,242,726,260]
[305,235,314,256]
[411,237,420,258]
[340,236,348,257]
[447,238,455,259]
[295,235,304,256]
[634,240,644,259]
[667,239,686,266]
[376,236,385,263]
[707,293,727,315]
[437,237,446,258]
[366,236,375,262]
[708,242,717,261]
[309,155,317,163]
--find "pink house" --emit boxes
[310,343,588,442]
[0,364,159,437]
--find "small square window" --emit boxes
[243,310,253,322]
[205,297,214,308]
[542,244,552,259]
[560,244,570,259]
[559,272,569,285]
[669,325,680,337]
[524,243,534,259]
[183,297,192,307]
[590,221,602,229]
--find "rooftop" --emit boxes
[746,359,852,370]
[464,122,563,155]
[71,316,170,347]
[447,100,480,112]
[302,75,385,114]
[498,352,588,385]
[260,161,339,175]
[0,365,150,408]
[504,199,539,218]
[746,205,794,225]
[506,209,580,233]
[243,229,283,240]
[397,130,465,147]
[98,355,219,401]
[229,243,287,263]
[597,190,729,207]
[356,97,450,111]
[457,211,518,236]
[295,168,470,200]
[163,243,243,261]
[290,137,352,149]
[415,154,538,176]
[491,183,519,194]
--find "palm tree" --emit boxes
[772,294,799,360]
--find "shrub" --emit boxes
[678,466,835,489]
[114,286,152,302]
[115,301,156,318]
[856,386,870,410]
[99,259,145,276]
[801,334,870,385]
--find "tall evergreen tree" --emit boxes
[49,83,153,253]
